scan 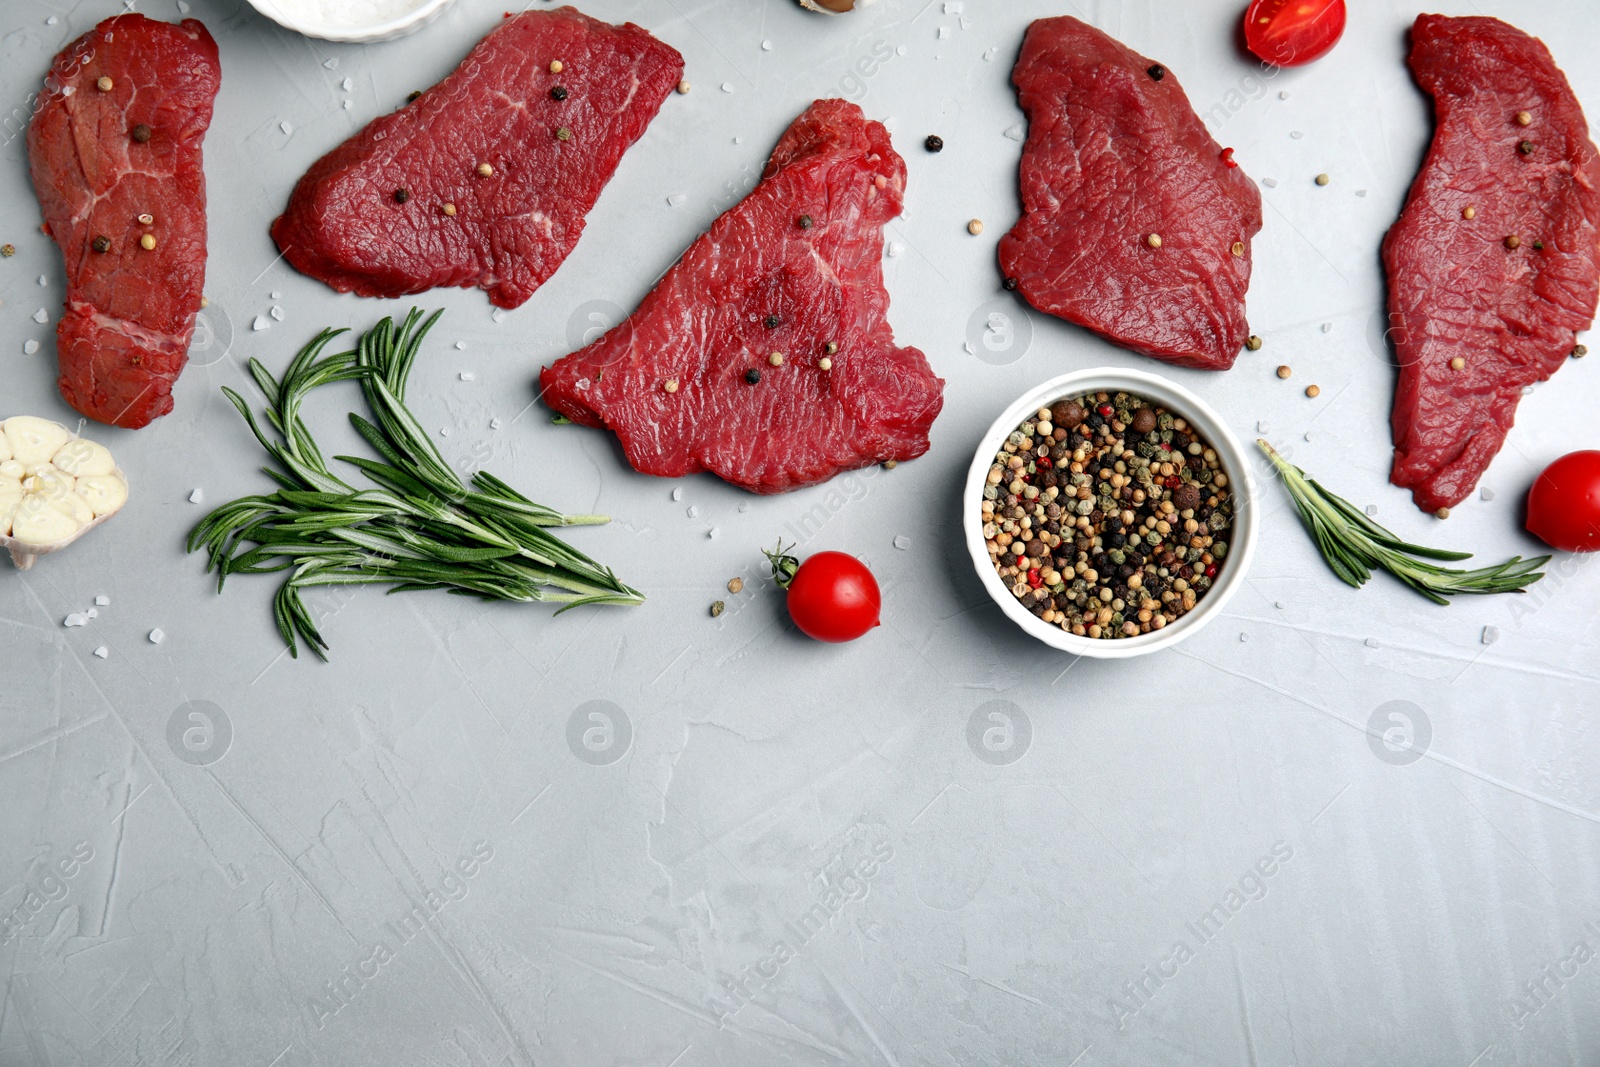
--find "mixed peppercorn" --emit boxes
[980,390,1234,639]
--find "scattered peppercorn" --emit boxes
[1003,276,1019,291]
[1131,407,1157,434]
[664,378,680,393]
[406,90,422,103]
[1276,365,1292,379]
[764,314,781,328]
[1,244,15,258]
[798,214,814,229]
[131,123,152,143]
[1051,399,1086,428]
[1146,233,1163,249]
[818,357,833,371]
[1305,384,1321,398]
[677,79,691,94]
[1449,357,1466,370]
[549,60,564,74]
[1147,64,1165,81]
[728,577,744,594]
[96,76,113,92]
[1220,147,1237,168]
[394,188,410,204]
[1574,344,1589,358]
[1315,173,1330,186]
[1519,140,1535,155]
[556,127,573,142]
[92,235,111,254]
[137,213,154,225]
[1505,235,1521,249]
[925,134,944,152]
[710,600,725,617]
[1516,110,1533,126]
[883,459,898,470]
[443,203,457,216]
[1435,507,1450,520]
[1231,241,1245,258]
[140,234,156,251]
[968,219,985,235]
[825,341,839,355]
[477,162,494,177]
[768,352,784,367]
[1462,205,1476,220]
[745,367,762,384]
[1533,239,1545,250]
[1245,335,1263,351]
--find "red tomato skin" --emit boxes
[1243,0,1347,67]
[785,551,881,642]
[1526,451,1600,552]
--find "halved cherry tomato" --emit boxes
[1243,0,1347,67]
[1526,451,1600,552]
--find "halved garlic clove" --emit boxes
[51,438,115,477]
[4,417,72,469]
[75,474,129,517]
[0,416,128,569]
[11,494,82,544]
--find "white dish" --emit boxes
[963,367,1259,659]
[244,0,457,44]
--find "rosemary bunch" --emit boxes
[188,310,643,659]
[1257,440,1548,605]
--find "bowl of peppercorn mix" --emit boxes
[964,368,1259,658]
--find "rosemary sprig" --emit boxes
[1257,440,1547,604]
[188,310,643,659]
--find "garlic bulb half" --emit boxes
[0,416,129,570]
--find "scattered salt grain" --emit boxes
[38,275,47,286]
[686,506,699,519]
[64,613,88,628]
[1303,431,1314,442]
[896,45,908,56]
[280,121,292,135]
[343,101,353,110]
[937,26,950,39]
[1321,322,1332,333]
[86,608,98,619]
[439,427,451,437]
[1262,177,1278,188]
[708,527,720,539]
[1275,601,1285,610]
[1290,130,1303,139]
[887,242,904,258]
[1365,637,1379,648]
[47,15,59,23]
[1365,504,1378,517]
[1003,124,1024,141]
[489,417,502,430]
[1355,189,1368,198]
[271,291,282,300]
[323,58,337,70]
[149,629,165,644]
[95,595,110,606]
[672,487,683,501]
[492,309,508,323]
[1279,91,1290,100]
[252,316,270,331]
[761,39,772,51]
[667,193,687,207]
[738,502,751,513]
[270,305,285,321]
[189,488,204,504]
[1481,625,1499,645]
[177,0,190,11]
[23,340,38,355]
[33,308,48,324]
[721,82,734,93]
[983,47,997,61]
[459,372,475,381]
[1239,632,1249,642]
[963,342,975,355]
[454,341,466,350]
[1481,487,1496,501]
[893,535,911,550]
[944,1,964,10]
[342,77,353,91]
[1256,420,1270,433]
[93,646,108,659]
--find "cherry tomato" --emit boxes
[1526,451,1600,552]
[1243,0,1347,67]
[783,550,881,642]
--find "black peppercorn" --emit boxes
[393,188,410,204]
[745,368,762,384]
[798,214,814,229]
[92,235,112,254]
[764,314,781,329]
[551,86,569,101]
[1148,64,1165,81]
[406,90,422,103]
[925,134,944,152]
[130,123,152,143]
[1002,276,1019,291]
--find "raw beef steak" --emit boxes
[28,15,220,429]
[997,17,1263,371]
[539,99,943,494]
[1384,14,1600,514]
[271,7,682,310]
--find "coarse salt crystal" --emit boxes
[887,243,904,258]
[686,506,699,519]
[93,646,109,659]
[1290,130,1303,139]
[343,101,353,110]
[489,418,502,430]
[23,340,39,355]
[667,193,687,207]
[893,535,911,550]
[270,306,285,321]
[761,39,772,51]
[1365,504,1378,517]
[1365,637,1379,648]
[342,77,353,91]
[1003,124,1024,141]
[64,613,88,628]
[439,427,450,437]
[1481,487,1496,501]
[280,121,293,135]
[149,629,165,644]
[38,275,47,286]
[459,372,475,381]
[86,608,98,619]
[1481,625,1499,645]
[1262,177,1278,188]
[672,487,683,501]
[454,341,466,350]
[95,595,110,606]
[721,82,734,93]
[708,527,720,539]
[33,308,48,324]
[189,488,204,504]
[1321,322,1332,333]
[252,316,270,331]
[738,502,751,513]
[1256,420,1270,433]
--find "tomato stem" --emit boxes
[761,539,800,590]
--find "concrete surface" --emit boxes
[2,0,1599,1064]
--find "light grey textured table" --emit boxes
[3,0,1599,1064]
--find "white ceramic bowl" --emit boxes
[963,368,1259,659]
[246,0,457,43]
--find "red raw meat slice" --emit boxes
[539,99,943,495]
[997,16,1263,371]
[28,15,220,429]
[271,7,682,310]
[1384,14,1600,514]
